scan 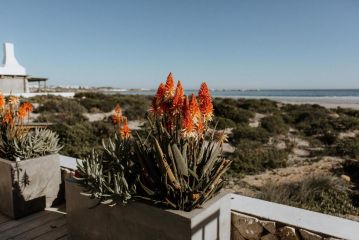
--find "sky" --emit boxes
[0,0,358,89]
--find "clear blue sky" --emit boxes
[1,0,358,89]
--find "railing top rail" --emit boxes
[231,194,359,240]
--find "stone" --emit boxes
[278,226,300,240]
[260,220,276,234]
[231,228,246,240]
[340,174,351,182]
[299,229,323,240]
[261,233,278,240]
[232,212,263,240]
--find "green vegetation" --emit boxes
[260,114,288,135]
[229,140,288,175]
[257,176,358,216]
[26,93,359,216]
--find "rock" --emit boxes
[260,220,276,234]
[232,212,263,240]
[278,226,300,240]
[261,233,278,240]
[231,228,245,240]
[341,174,351,182]
[299,229,322,240]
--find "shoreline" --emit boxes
[214,95,359,110]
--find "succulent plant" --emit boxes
[134,73,232,211]
[0,95,62,161]
[0,128,62,160]
[75,109,137,206]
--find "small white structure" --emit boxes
[0,43,26,76]
[0,42,28,93]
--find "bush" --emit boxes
[282,104,334,136]
[334,137,359,159]
[229,140,288,175]
[257,176,358,215]
[261,114,288,135]
[35,98,87,114]
[213,99,254,124]
[230,125,270,144]
[74,92,151,119]
[237,98,279,114]
[211,116,236,129]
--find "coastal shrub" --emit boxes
[214,99,254,124]
[36,112,88,125]
[53,122,95,158]
[342,160,359,206]
[257,176,358,216]
[332,115,359,131]
[334,137,359,159]
[318,131,338,145]
[260,114,288,135]
[229,140,288,175]
[237,98,278,114]
[211,116,236,129]
[282,104,333,136]
[230,124,270,144]
[35,98,87,114]
[335,107,359,118]
[74,92,151,119]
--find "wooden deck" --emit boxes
[0,205,68,240]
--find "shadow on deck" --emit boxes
[0,205,68,240]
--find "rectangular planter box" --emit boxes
[66,180,231,240]
[0,154,62,218]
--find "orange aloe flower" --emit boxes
[17,102,33,120]
[0,94,5,109]
[112,104,122,124]
[181,96,196,138]
[198,82,213,122]
[164,72,175,100]
[189,94,201,124]
[17,107,27,120]
[120,118,132,139]
[3,109,13,125]
[170,80,184,114]
[8,96,19,105]
[149,83,166,117]
[21,102,33,113]
[196,117,205,136]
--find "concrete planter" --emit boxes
[0,154,62,218]
[66,180,231,240]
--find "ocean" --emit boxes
[117,89,359,109]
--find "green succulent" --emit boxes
[0,128,62,161]
[134,118,231,211]
[75,134,137,206]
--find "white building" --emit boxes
[0,42,48,94]
[0,42,29,93]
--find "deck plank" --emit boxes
[0,214,10,224]
[0,205,68,240]
[11,215,66,240]
[0,211,48,232]
[34,224,68,240]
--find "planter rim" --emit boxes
[66,178,230,219]
[0,153,60,164]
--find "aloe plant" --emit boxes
[0,128,62,161]
[0,95,62,161]
[134,73,232,211]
